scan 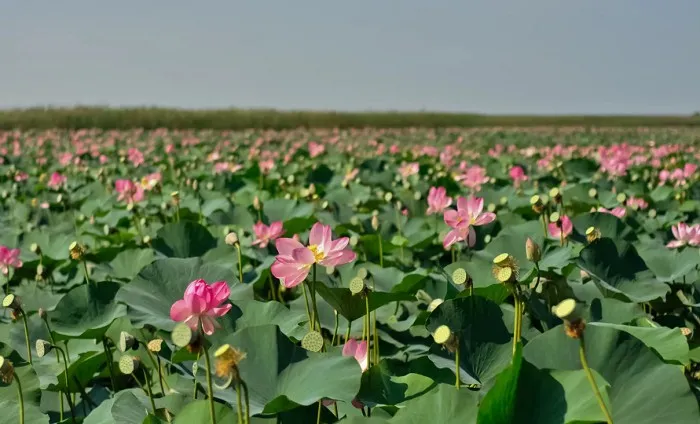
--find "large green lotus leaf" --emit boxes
[425,296,512,386]
[263,198,314,223]
[172,400,236,424]
[11,280,64,313]
[569,282,646,325]
[85,389,189,424]
[357,361,437,407]
[572,212,636,242]
[635,242,699,283]
[477,344,523,423]
[0,401,48,424]
[0,364,42,406]
[387,384,479,423]
[361,264,428,294]
[315,282,415,322]
[115,258,251,332]
[21,231,75,261]
[232,299,306,339]
[523,324,699,424]
[51,281,126,338]
[591,322,689,365]
[152,221,216,258]
[106,249,156,281]
[576,238,669,303]
[212,325,362,415]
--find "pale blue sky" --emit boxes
[2,1,699,114]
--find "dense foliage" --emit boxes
[1,107,700,130]
[0,128,699,423]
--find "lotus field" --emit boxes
[2,128,700,424]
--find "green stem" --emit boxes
[316,400,322,424]
[241,381,250,424]
[331,311,339,346]
[235,244,244,285]
[235,381,243,424]
[302,283,313,331]
[82,260,91,286]
[310,264,323,335]
[156,355,166,395]
[365,294,371,366]
[455,341,461,389]
[192,350,201,400]
[59,391,64,421]
[345,319,352,343]
[20,311,33,365]
[102,338,117,394]
[579,335,614,424]
[42,318,60,363]
[15,372,24,424]
[512,290,521,357]
[142,370,158,415]
[541,213,547,239]
[202,345,217,424]
[56,347,76,422]
[377,234,383,268]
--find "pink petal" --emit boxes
[667,240,685,248]
[473,212,496,226]
[342,339,358,357]
[444,210,460,228]
[184,280,209,315]
[329,237,350,253]
[443,229,462,249]
[466,197,483,219]
[170,299,192,322]
[355,340,369,372]
[548,223,561,238]
[309,222,325,247]
[467,226,476,247]
[209,303,232,317]
[292,247,316,265]
[183,315,200,331]
[209,281,231,306]
[200,315,218,336]
[275,238,304,256]
[321,249,357,267]
[456,197,468,213]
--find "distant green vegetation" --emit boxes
[1,107,699,129]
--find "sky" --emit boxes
[2,1,699,114]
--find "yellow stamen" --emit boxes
[307,244,326,262]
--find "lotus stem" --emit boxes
[234,244,244,285]
[309,264,323,335]
[41,315,60,363]
[541,214,547,239]
[372,278,379,365]
[82,259,91,287]
[579,334,613,424]
[377,233,384,268]
[202,344,217,424]
[242,381,250,424]
[512,286,522,357]
[345,319,352,343]
[15,371,25,424]
[193,350,201,400]
[102,338,117,394]
[156,355,166,395]
[455,341,461,390]
[235,380,243,424]
[365,294,371,366]
[142,370,158,415]
[301,283,313,331]
[20,310,32,365]
[331,310,339,346]
[55,346,76,422]
[316,400,322,424]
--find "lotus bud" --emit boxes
[525,238,541,263]
[432,325,458,353]
[253,196,261,211]
[35,339,53,358]
[119,331,137,352]
[69,241,85,260]
[0,356,15,384]
[553,298,586,339]
[586,227,601,243]
[371,215,380,231]
[225,232,239,246]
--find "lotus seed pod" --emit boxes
[452,268,468,285]
[147,339,163,353]
[432,325,453,345]
[225,232,239,246]
[428,298,444,312]
[30,243,40,254]
[126,202,135,212]
[118,355,140,374]
[525,238,541,262]
[172,323,194,348]
[487,203,497,213]
[588,188,598,198]
[142,235,151,244]
[586,227,601,243]
[384,192,393,202]
[35,339,53,358]
[301,331,324,352]
[349,235,359,247]
[371,215,380,231]
[616,193,627,204]
[2,294,19,310]
[496,267,514,284]
[553,299,581,322]
[119,331,137,352]
[349,278,365,295]
[549,187,562,203]
[493,253,510,267]
[681,327,692,337]
[549,211,561,225]
[484,234,492,244]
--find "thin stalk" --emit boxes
[20,311,33,365]
[559,229,565,247]
[316,400,322,424]
[579,335,614,424]
[331,311,339,346]
[345,319,352,343]
[455,341,461,389]
[310,264,322,334]
[235,380,243,424]
[59,394,64,421]
[365,294,371,366]
[541,213,547,239]
[156,356,166,394]
[234,244,244,285]
[142,371,158,415]
[371,278,379,365]
[241,381,250,424]
[15,372,25,424]
[377,234,383,267]
[82,260,91,286]
[302,283,313,331]
[512,287,522,357]
[56,347,77,422]
[268,275,277,302]
[102,338,117,394]
[202,345,217,424]
[41,317,60,363]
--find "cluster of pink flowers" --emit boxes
[0,246,22,275]
[455,164,489,192]
[128,148,145,167]
[667,222,700,248]
[443,196,496,249]
[659,163,697,187]
[140,172,162,191]
[308,142,326,158]
[115,179,145,204]
[47,172,67,190]
[509,166,528,187]
[627,196,648,210]
[271,223,356,288]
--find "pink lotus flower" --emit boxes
[271,223,356,288]
[667,222,700,248]
[456,165,489,192]
[426,186,452,215]
[342,338,369,372]
[14,172,28,182]
[308,142,325,158]
[627,196,648,210]
[443,197,496,249]
[0,246,22,275]
[115,179,145,204]
[509,166,528,186]
[548,215,573,240]
[140,172,162,190]
[128,148,144,167]
[596,206,627,219]
[252,221,285,248]
[47,172,67,190]
[170,279,232,335]
[398,162,419,179]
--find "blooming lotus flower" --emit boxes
[308,142,325,158]
[627,196,648,210]
[14,172,28,182]
[252,221,285,248]
[398,162,419,179]
[443,197,496,249]
[115,179,145,204]
[667,223,700,248]
[170,279,232,335]
[456,165,489,192]
[0,246,22,275]
[128,148,144,167]
[548,215,573,240]
[47,172,67,190]
[509,166,528,186]
[342,338,369,372]
[596,206,626,219]
[426,186,452,215]
[271,223,356,288]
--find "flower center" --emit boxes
[308,244,326,262]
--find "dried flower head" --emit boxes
[492,253,519,283]
[530,195,545,214]
[69,241,85,260]
[214,344,247,382]
[147,339,164,353]
[0,356,14,384]
[585,226,601,243]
